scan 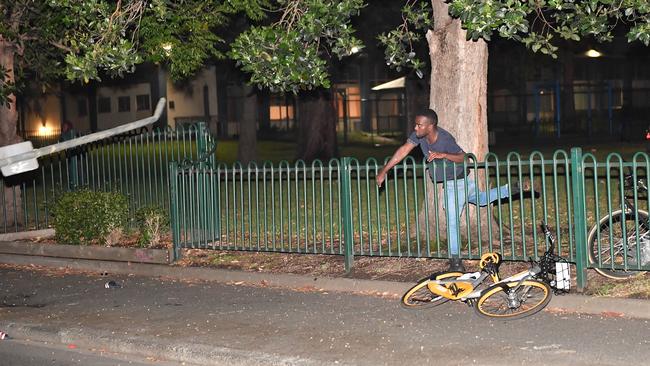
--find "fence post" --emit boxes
[196,122,209,167]
[570,147,588,291]
[169,162,181,261]
[340,157,354,273]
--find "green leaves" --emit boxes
[230,0,365,93]
[3,0,270,92]
[231,27,330,93]
[445,0,650,57]
[52,189,129,246]
[377,1,433,79]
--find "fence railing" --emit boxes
[170,148,650,290]
[0,123,213,233]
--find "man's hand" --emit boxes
[376,171,386,187]
[427,151,446,162]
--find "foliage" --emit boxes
[377,1,433,79]
[138,0,268,81]
[447,0,650,58]
[135,205,169,248]
[51,189,129,245]
[229,0,365,93]
[4,0,650,105]
[0,65,15,108]
[0,0,269,104]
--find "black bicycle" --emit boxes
[587,174,649,280]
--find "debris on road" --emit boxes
[104,280,122,289]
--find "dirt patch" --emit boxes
[20,234,650,299]
[174,248,649,299]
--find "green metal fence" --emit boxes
[170,147,650,289]
[0,123,213,233]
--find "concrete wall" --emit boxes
[96,83,153,131]
[21,64,220,136]
[166,65,219,131]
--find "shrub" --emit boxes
[135,205,169,248]
[51,189,128,245]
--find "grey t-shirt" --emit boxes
[407,128,466,183]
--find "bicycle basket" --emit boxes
[537,251,570,294]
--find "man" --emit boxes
[376,109,522,272]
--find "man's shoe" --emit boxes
[448,258,465,272]
[510,178,540,198]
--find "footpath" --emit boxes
[1,253,650,365]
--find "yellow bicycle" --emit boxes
[401,222,569,320]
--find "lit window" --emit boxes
[269,95,294,121]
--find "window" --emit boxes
[269,95,294,121]
[336,86,361,119]
[268,94,295,129]
[98,97,111,114]
[136,94,150,111]
[77,98,87,117]
[168,100,175,110]
[118,96,131,112]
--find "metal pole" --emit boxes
[340,157,354,273]
[570,147,588,291]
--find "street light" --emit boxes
[585,49,602,58]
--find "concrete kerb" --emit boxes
[1,253,649,320]
[0,321,327,366]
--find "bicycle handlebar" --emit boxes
[623,174,648,192]
[539,221,556,254]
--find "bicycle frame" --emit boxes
[428,265,541,302]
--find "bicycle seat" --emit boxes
[479,252,501,269]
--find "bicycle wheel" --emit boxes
[474,280,551,320]
[587,209,648,280]
[401,272,463,309]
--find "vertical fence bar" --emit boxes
[570,147,588,290]
[169,162,181,261]
[340,157,354,272]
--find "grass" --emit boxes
[585,273,650,299]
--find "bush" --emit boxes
[135,205,169,248]
[51,189,128,245]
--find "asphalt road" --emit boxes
[1,265,649,365]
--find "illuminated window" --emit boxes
[269,95,294,121]
[336,86,361,119]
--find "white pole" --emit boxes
[0,98,166,168]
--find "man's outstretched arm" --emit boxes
[376,142,416,187]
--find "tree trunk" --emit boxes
[237,86,258,164]
[0,36,24,228]
[417,0,493,251]
[296,89,338,162]
[560,43,576,136]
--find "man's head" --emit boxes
[413,109,438,138]
[61,121,73,132]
